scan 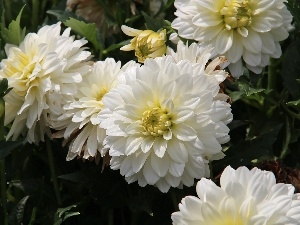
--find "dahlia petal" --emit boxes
[143,159,160,185]
[242,29,262,54]
[151,153,169,177]
[243,51,261,67]
[109,137,127,156]
[167,139,188,163]
[181,196,203,220]
[125,136,143,155]
[169,161,185,177]
[246,65,263,74]
[228,55,244,77]
[194,25,223,42]
[195,0,223,12]
[215,29,233,54]
[251,0,276,14]
[132,150,150,173]
[260,32,276,54]
[227,33,243,63]
[272,41,282,58]
[251,16,272,32]
[141,136,155,153]
[156,179,170,193]
[121,25,142,36]
[172,123,197,141]
[153,137,167,158]
[192,11,222,27]
[86,125,98,157]
[120,156,134,176]
[165,173,181,187]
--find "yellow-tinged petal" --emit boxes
[121,25,142,36]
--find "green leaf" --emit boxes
[47,10,80,23]
[58,171,86,183]
[103,40,130,54]
[0,140,23,159]
[141,11,165,31]
[215,124,282,169]
[53,204,80,225]
[1,5,26,45]
[0,78,12,97]
[287,99,300,110]
[64,17,101,51]
[229,91,244,102]
[282,41,300,99]
[9,196,29,224]
[237,81,264,96]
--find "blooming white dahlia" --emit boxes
[167,40,229,83]
[172,0,294,77]
[51,58,139,161]
[99,55,232,192]
[172,165,300,225]
[0,22,91,144]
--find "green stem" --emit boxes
[4,0,12,23]
[0,97,8,225]
[108,209,114,225]
[28,207,37,225]
[0,159,8,225]
[280,116,291,159]
[209,160,214,181]
[171,189,178,211]
[267,58,277,91]
[31,0,40,31]
[130,212,139,225]
[46,137,62,206]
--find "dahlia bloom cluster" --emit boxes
[0,21,233,192]
[172,166,300,225]
[172,0,294,77]
[0,22,91,144]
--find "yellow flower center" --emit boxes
[2,48,38,96]
[93,86,108,102]
[141,107,172,136]
[215,216,245,225]
[135,44,152,62]
[220,0,252,30]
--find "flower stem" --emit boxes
[0,97,8,225]
[4,0,12,22]
[171,189,178,211]
[267,58,277,91]
[108,209,114,225]
[0,159,8,225]
[31,0,40,31]
[46,137,62,206]
[209,160,214,181]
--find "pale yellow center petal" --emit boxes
[214,216,244,225]
[2,48,39,96]
[141,107,172,136]
[220,0,251,30]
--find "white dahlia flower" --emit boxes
[0,22,91,144]
[167,40,229,83]
[172,165,300,225]
[172,0,294,77]
[100,55,232,192]
[51,58,139,161]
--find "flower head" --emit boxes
[167,40,229,83]
[120,25,167,63]
[0,22,91,144]
[172,165,300,225]
[172,0,294,77]
[100,54,232,192]
[50,58,139,161]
